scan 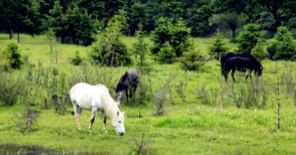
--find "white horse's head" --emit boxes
[112,111,125,136]
[115,91,124,101]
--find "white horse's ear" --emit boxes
[122,112,125,115]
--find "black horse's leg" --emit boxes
[125,88,129,103]
[223,69,228,81]
[231,69,236,82]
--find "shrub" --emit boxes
[151,17,191,57]
[251,39,268,62]
[0,40,24,70]
[179,40,205,71]
[90,40,132,66]
[70,50,83,66]
[237,24,262,53]
[133,23,151,75]
[158,42,176,64]
[0,72,24,106]
[208,29,228,60]
[272,26,296,60]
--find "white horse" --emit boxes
[70,83,125,135]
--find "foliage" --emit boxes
[274,26,292,41]
[1,40,24,70]
[256,12,277,32]
[90,8,132,66]
[70,51,83,66]
[90,39,132,66]
[208,30,228,60]
[158,42,176,64]
[209,14,245,38]
[0,72,24,106]
[251,39,268,61]
[179,40,205,71]
[237,23,262,53]
[45,28,56,53]
[133,24,151,74]
[271,26,296,60]
[151,18,191,57]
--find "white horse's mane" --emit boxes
[100,87,123,120]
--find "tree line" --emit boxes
[1,0,296,45]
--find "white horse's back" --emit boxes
[70,83,108,110]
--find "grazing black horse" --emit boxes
[221,52,253,75]
[115,69,139,103]
[223,56,263,82]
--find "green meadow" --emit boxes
[1,33,296,154]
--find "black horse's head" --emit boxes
[256,66,263,76]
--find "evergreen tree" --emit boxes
[208,29,228,60]
[158,42,176,64]
[151,17,191,58]
[272,27,296,60]
[251,39,267,62]
[179,40,205,71]
[237,23,262,53]
[133,24,150,74]
[0,0,41,41]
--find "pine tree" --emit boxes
[179,39,205,71]
[151,17,191,58]
[237,23,262,53]
[208,29,228,60]
[133,23,150,74]
[158,42,176,64]
[251,39,268,62]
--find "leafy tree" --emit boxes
[209,13,245,38]
[208,30,228,60]
[0,0,41,42]
[211,0,260,22]
[257,0,296,28]
[151,18,191,57]
[187,5,212,36]
[179,39,205,71]
[237,23,262,53]
[256,12,277,32]
[251,39,267,62]
[0,40,24,70]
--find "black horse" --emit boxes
[115,69,139,103]
[223,56,263,82]
[221,52,253,75]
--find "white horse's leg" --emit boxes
[72,100,82,130]
[89,108,97,131]
[103,112,108,133]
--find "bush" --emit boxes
[272,26,296,60]
[90,40,132,66]
[0,72,24,106]
[261,30,275,39]
[151,17,191,58]
[251,39,268,62]
[208,29,228,60]
[267,42,279,59]
[0,40,24,70]
[179,40,205,71]
[158,42,176,64]
[70,50,83,66]
[237,24,262,53]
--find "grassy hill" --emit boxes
[0,33,296,154]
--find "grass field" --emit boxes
[0,33,296,154]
